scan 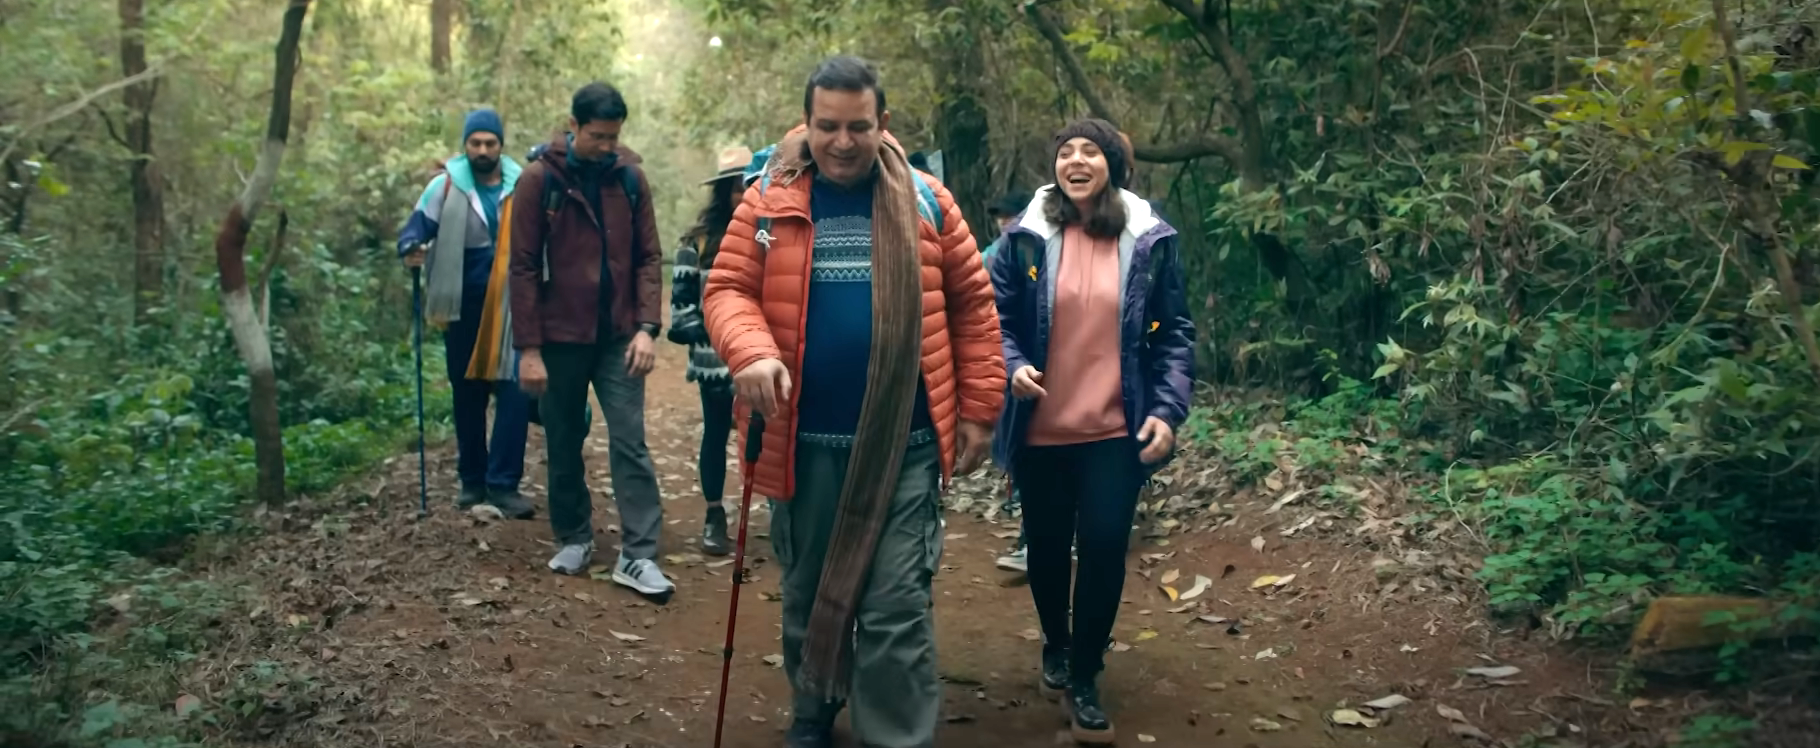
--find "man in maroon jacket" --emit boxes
[509,82,673,597]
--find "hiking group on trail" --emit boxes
[396,53,1194,748]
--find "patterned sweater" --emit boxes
[667,236,731,388]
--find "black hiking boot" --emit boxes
[702,506,731,556]
[784,718,833,748]
[1040,645,1070,699]
[1067,676,1115,745]
[487,488,537,520]
[457,484,487,509]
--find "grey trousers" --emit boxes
[770,440,944,748]
[539,338,664,558]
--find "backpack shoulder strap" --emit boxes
[620,166,641,211]
[911,173,942,235]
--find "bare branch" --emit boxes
[0,66,164,167]
[255,209,289,325]
[1022,1,1244,165]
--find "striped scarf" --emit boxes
[782,133,926,702]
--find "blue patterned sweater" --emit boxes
[796,176,935,447]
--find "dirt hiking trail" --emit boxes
[222,333,1731,748]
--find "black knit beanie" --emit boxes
[1052,117,1128,191]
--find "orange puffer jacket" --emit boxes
[702,131,1005,500]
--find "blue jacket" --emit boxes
[988,187,1196,473]
[397,154,523,289]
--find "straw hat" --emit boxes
[702,145,755,184]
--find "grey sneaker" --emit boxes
[457,484,487,509]
[547,543,593,575]
[612,556,675,597]
[996,546,1027,573]
[487,488,536,520]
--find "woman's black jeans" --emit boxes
[1012,436,1143,679]
[698,383,735,506]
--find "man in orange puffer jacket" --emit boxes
[703,55,1003,748]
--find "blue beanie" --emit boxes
[462,109,505,143]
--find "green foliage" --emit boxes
[0,243,449,747]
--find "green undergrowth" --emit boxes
[1184,376,1820,659]
[2,267,454,746]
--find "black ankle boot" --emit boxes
[702,506,731,556]
[1067,676,1115,744]
[1040,646,1070,696]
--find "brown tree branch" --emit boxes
[1022,1,1244,165]
[1154,0,1268,186]
[255,209,288,325]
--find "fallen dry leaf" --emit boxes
[1161,569,1181,585]
[174,694,202,718]
[1329,708,1379,728]
[1161,585,1180,601]
[1137,734,1156,743]
[1134,630,1158,642]
[762,654,783,667]
[1195,614,1228,625]
[1449,723,1494,741]
[1250,717,1283,732]
[1166,603,1195,614]
[706,559,734,568]
[1436,703,1468,723]
[1111,642,1132,653]
[1251,536,1266,553]
[608,630,646,642]
[1019,628,1042,641]
[1180,575,1212,600]
[1465,665,1521,679]
[1249,574,1295,590]
[1363,694,1411,710]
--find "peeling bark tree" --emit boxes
[215,0,310,505]
[119,0,166,323]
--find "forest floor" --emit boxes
[179,335,1812,748]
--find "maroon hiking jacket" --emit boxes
[508,136,663,349]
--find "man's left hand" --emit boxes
[625,331,656,377]
[955,420,992,476]
[1137,416,1176,464]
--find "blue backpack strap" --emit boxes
[911,173,942,234]
[746,149,941,249]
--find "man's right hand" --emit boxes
[1011,365,1046,399]
[518,348,549,397]
[403,246,427,269]
[735,358,792,419]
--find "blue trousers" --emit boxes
[443,290,529,492]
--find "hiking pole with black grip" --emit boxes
[712,413,766,748]
[411,263,429,518]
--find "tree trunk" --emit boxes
[930,1,993,240]
[215,0,309,505]
[119,0,165,323]
[430,0,451,74]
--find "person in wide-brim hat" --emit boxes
[668,143,758,558]
[701,145,755,185]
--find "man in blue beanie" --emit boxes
[397,108,535,520]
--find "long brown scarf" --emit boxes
[772,132,925,700]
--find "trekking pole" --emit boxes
[712,413,766,748]
[411,264,429,518]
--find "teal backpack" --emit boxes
[747,146,943,247]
